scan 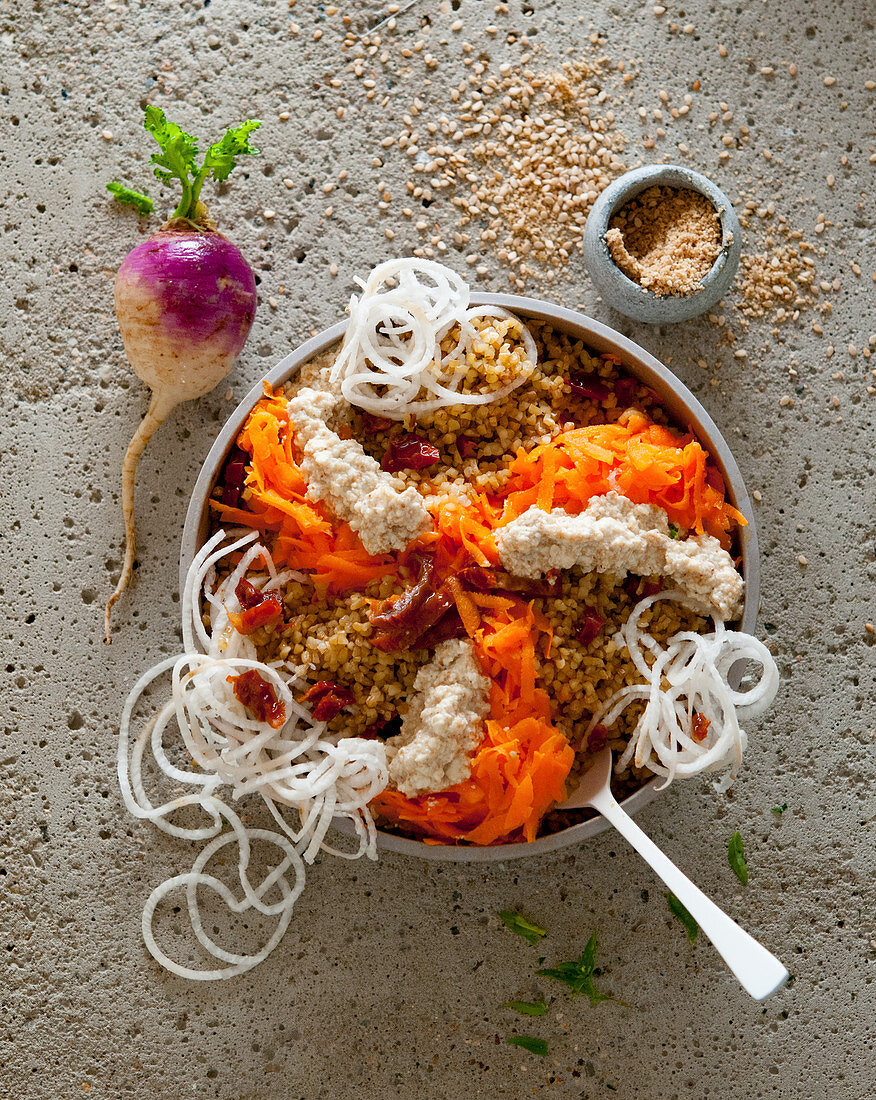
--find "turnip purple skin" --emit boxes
[115,226,256,399]
[104,221,257,642]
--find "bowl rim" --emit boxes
[180,292,759,863]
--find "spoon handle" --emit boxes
[590,787,789,1001]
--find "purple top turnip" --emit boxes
[104,108,261,642]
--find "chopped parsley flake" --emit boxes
[106,181,154,215]
[536,933,611,1004]
[728,832,749,885]
[506,1035,548,1056]
[666,893,698,942]
[502,1000,548,1017]
[771,803,788,815]
[499,910,548,947]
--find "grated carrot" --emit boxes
[497,410,745,548]
[222,392,395,595]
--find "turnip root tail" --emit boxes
[104,390,178,644]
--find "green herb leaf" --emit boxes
[668,522,680,539]
[728,831,749,885]
[502,1000,549,1017]
[506,1035,548,1056]
[106,181,153,215]
[200,119,262,183]
[536,933,611,1004]
[771,803,788,815]
[499,910,548,947]
[666,893,698,942]
[143,105,199,189]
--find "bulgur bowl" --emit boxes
[181,294,759,862]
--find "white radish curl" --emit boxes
[119,529,388,979]
[585,590,780,790]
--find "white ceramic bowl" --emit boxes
[181,294,759,862]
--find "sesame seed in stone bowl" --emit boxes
[180,279,766,864]
[583,165,742,323]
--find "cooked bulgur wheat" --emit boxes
[210,320,710,838]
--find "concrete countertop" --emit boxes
[1,0,873,1096]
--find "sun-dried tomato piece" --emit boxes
[613,376,637,406]
[576,607,605,647]
[705,464,725,494]
[587,724,609,753]
[363,412,394,433]
[457,565,494,591]
[370,556,456,651]
[624,576,663,600]
[381,433,440,473]
[227,669,286,728]
[457,565,563,598]
[457,435,478,459]
[363,715,402,740]
[416,608,467,648]
[691,713,711,742]
[567,374,610,401]
[219,446,249,507]
[300,680,356,722]
[227,578,284,635]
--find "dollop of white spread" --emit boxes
[287,387,431,555]
[495,491,743,619]
[385,639,490,797]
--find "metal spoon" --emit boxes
[560,748,789,1000]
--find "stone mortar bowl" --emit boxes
[181,294,759,862]
[582,165,742,323]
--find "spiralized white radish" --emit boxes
[329,258,537,419]
[118,529,388,980]
[585,590,779,790]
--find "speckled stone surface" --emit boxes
[1,1,874,1097]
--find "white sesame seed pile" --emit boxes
[391,54,628,288]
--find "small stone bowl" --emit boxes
[582,164,742,323]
